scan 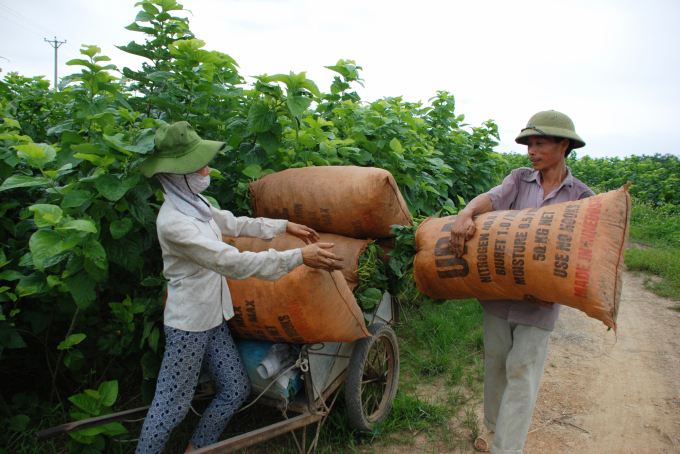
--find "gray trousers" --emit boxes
[483,310,551,454]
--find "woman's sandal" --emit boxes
[474,435,491,452]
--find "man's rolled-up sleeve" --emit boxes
[209,205,287,240]
[485,170,521,211]
[163,216,302,281]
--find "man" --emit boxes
[449,110,595,453]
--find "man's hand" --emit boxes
[287,222,320,245]
[301,243,344,272]
[449,211,476,257]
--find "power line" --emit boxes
[0,13,45,39]
[0,2,58,37]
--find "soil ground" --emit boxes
[370,269,680,453]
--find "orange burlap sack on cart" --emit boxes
[226,267,370,343]
[414,186,632,330]
[222,233,370,291]
[250,166,412,238]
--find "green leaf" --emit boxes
[110,218,133,239]
[105,231,142,271]
[363,287,383,301]
[0,175,48,192]
[47,275,61,288]
[142,3,160,15]
[29,230,78,271]
[13,143,57,169]
[29,204,63,227]
[84,389,100,400]
[0,270,24,281]
[148,327,160,353]
[103,133,155,154]
[101,422,128,436]
[126,188,155,226]
[203,195,220,209]
[95,173,140,201]
[64,349,85,371]
[247,102,276,133]
[286,96,313,118]
[242,164,262,179]
[68,430,99,444]
[13,144,44,159]
[257,131,282,154]
[0,322,27,348]
[97,381,118,408]
[16,273,49,296]
[64,271,97,309]
[58,220,97,233]
[389,138,403,154]
[79,45,101,58]
[73,153,116,167]
[146,71,174,82]
[135,10,155,21]
[140,276,165,288]
[242,144,268,168]
[299,79,322,98]
[58,333,87,350]
[10,415,30,432]
[83,240,107,270]
[69,393,99,415]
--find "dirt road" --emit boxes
[524,270,680,453]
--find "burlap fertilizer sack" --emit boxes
[250,166,412,238]
[226,267,370,343]
[414,186,632,330]
[223,233,370,291]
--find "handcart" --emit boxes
[35,293,401,454]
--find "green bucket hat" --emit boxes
[139,121,226,177]
[515,110,585,149]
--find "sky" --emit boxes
[1,0,679,159]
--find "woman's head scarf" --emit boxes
[157,172,212,221]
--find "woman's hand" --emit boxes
[287,222,321,245]
[448,211,476,257]
[301,243,344,272]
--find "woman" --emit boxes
[448,111,594,453]
[136,121,344,453]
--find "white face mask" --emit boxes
[184,172,210,194]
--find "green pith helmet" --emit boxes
[139,121,226,177]
[515,110,585,149]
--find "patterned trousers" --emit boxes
[136,321,250,453]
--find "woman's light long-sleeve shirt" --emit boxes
[157,199,303,332]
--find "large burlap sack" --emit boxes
[222,233,370,291]
[226,266,371,343]
[414,186,632,330]
[250,166,412,238]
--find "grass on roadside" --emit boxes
[629,200,680,248]
[626,199,680,301]
[625,247,680,300]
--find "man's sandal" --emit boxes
[474,435,491,452]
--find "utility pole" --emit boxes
[44,36,66,91]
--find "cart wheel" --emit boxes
[346,322,400,432]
